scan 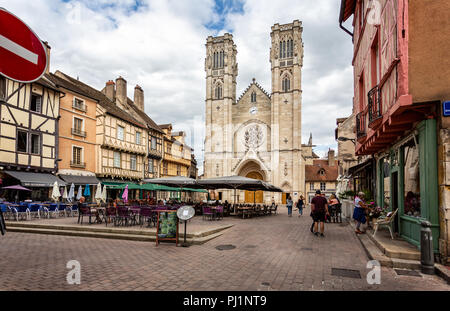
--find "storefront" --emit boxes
[1,170,66,201]
[376,119,439,252]
[348,158,375,200]
[58,174,101,202]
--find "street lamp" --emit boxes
[337,136,356,145]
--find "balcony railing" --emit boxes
[148,148,162,159]
[356,111,367,139]
[72,128,86,137]
[368,85,382,127]
[70,161,86,168]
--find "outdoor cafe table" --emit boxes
[209,206,223,220]
[237,206,254,219]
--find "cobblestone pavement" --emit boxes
[0,207,448,291]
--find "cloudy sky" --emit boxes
[2,0,355,174]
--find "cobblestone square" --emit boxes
[0,208,448,291]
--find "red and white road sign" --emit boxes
[0,8,48,83]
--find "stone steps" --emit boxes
[5,221,232,245]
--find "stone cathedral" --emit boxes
[203,20,305,204]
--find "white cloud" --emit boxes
[1,0,354,174]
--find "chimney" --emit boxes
[328,149,335,167]
[42,41,51,74]
[115,76,127,107]
[134,85,144,111]
[104,80,115,101]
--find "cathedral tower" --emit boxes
[270,20,305,200]
[204,33,238,178]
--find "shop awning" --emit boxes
[58,174,101,185]
[4,171,66,187]
[348,159,373,175]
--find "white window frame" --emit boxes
[72,97,86,111]
[30,133,40,155]
[117,125,124,141]
[73,116,84,131]
[148,159,154,173]
[130,155,137,171]
[136,131,141,145]
[310,182,314,191]
[30,93,42,113]
[320,182,326,191]
[113,151,121,168]
[72,145,84,164]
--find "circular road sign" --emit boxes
[0,8,48,83]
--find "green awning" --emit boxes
[181,188,208,193]
[105,183,208,193]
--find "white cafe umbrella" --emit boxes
[62,186,68,200]
[51,181,61,202]
[68,183,75,202]
[101,185,107,203]
[94,182,102,203]
[76,185,83,201]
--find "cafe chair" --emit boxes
[373,208,398,240]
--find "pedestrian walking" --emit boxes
[286,194,293,217]
[311,190,329,237]
[328,193,339,223]
[353,192,368,234]
[296,195,304,217]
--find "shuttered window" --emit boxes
[30,93,42,113]
[73,147,82,164]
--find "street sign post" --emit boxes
[177,206,195,247]
[443,101,450,117]
[0,7,48,83]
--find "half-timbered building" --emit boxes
[0,73,66,200]
[339,0,450,263]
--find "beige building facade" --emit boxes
[203,20,305,204]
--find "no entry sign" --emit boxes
[0,8,48,83]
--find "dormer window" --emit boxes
[319,169,325,176]
[251,91,256,103]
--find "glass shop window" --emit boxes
[403,139,421,217]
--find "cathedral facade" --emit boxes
[203,20,305,204]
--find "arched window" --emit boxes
[251,91,256,103]
[282,77,290,92]
[215,84,222,99]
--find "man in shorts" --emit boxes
[311,190,329,237]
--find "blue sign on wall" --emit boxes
[444,101,450,117]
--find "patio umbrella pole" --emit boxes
[233,187,237,214]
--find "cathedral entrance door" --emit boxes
[282,193,287,204]
[245,172,264,203]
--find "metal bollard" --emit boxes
[420,220,435,275]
